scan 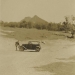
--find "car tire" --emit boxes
[35,47,40,52]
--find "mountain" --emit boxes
[21,15,48,25]
[21,17,31,22]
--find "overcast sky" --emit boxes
[1,0,75,23]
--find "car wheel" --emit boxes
[35,48,40,52]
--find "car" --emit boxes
[19,41,41,52]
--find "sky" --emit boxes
[1,0,75,23]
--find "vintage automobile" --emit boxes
[19,41,41,52]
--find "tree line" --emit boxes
[0,16,75,32]
[0,21,64,31]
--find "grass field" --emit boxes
[1,27,72,41]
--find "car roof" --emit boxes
[28,41,40,44]
[29,41,40,42]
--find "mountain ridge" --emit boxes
[21,15,48,25]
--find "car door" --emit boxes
[28,42,32,49]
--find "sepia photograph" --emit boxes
[0,0,75,75]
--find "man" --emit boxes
[71,29,74,38]
[15,41,20,51]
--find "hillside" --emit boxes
[22,17,31,22]
[21,15,48,25]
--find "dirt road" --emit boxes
[0,31,75,75]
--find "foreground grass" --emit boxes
[1,27,72,41]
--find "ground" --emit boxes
[0,27,75,75]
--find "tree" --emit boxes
[28,22,33,28]
[20,21,28,28]
[47,23,52,30]
[63,16,69,32]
